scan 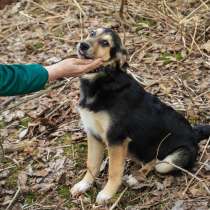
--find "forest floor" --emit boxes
[0,0,209,209]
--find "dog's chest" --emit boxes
[79,107,111,142]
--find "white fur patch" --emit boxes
[155,153,178,174]
[96,190,112,204]
[123,174,139,187]
[79,107,111,143]
[70,180,92,196]
[81,73,98,80]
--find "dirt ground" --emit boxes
[0,0,210,209]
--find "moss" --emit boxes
[188,116,200,124]
[63,147,72,156]
[64,200,78,208]
[24,192,36,205]
[73,142,87,168]
[136,17,156,31]
[85,186,98,203]
[175,52,183,61]
[5,168,18,188]
[78,143,87,153]
[0,120,5,129]
[57,185,70,199]
[155,202,167,210]
[54,28,65,38]
[1,157,14,165]
[20,117,31,128]
[33,42,44,50]
[57,133,71,144]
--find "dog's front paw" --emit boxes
[71,180,92,196]
[96,190,113,204]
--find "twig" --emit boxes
[0,165,16,173]
[71,0,85,40]
[182,159,208,195]
[194,89,210,99]
[0,135,4,162]
[132,198,169,210]
[129,44,152,63]
[199,137,210,162]
[109,187,128,210]
[163,0,179,22]
[200,0,209,8]
[79,196,85,210]
[155,161,210,195]
[179,0,210,24]
[0,81,65,114]
[45,99,71,118]
[72,0,86,17]
[189,33,210,58]
[6,185,21,210]
[0,96,17,108]
[29,0,57,16]
[51,144,73,149]
[155,133,171,160]
[3,140,37,153]
[119,0,126,18]
[127,69,145,85]
[189,19,198,53]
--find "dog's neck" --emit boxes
[79,64,131,110]
[81,62,128,80]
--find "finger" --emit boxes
[82,58,103,72]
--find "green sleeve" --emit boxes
[0,64,48,96]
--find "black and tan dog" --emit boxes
[70,28,210,204]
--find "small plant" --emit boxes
[160,52,183,64]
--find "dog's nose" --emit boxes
[80,42,90,51]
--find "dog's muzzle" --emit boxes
[77,42,92,59]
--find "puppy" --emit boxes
[71,28,210,204]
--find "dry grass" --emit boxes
[0,0,210,209]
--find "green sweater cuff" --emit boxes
[0,64,49,96]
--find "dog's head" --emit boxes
[77,28,127,71]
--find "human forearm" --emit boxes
[0,64,48,96]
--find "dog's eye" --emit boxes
[100,40,109,47]
[90,31,96,37]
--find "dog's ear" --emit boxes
[116,48,128,70]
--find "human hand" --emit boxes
[45,58,103,81]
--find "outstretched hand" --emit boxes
[45,58,103,81]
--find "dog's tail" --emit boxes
[193,124,210,142]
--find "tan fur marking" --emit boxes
[99,140,129,197]
[138,159,156,178]
[94,46,111,61]
[94,34,113,61]
[83,134,104,183]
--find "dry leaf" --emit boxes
[201,40,210,52]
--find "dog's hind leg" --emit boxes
[155,147,195,174]
[138,160,156,178]
[71,133,104,196]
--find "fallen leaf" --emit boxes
[33,169,49,177]
[171,200,184,210]
[204,160,210,171]
[18,128,28,139]
[201,40,210,52]
[18,171,28,192]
